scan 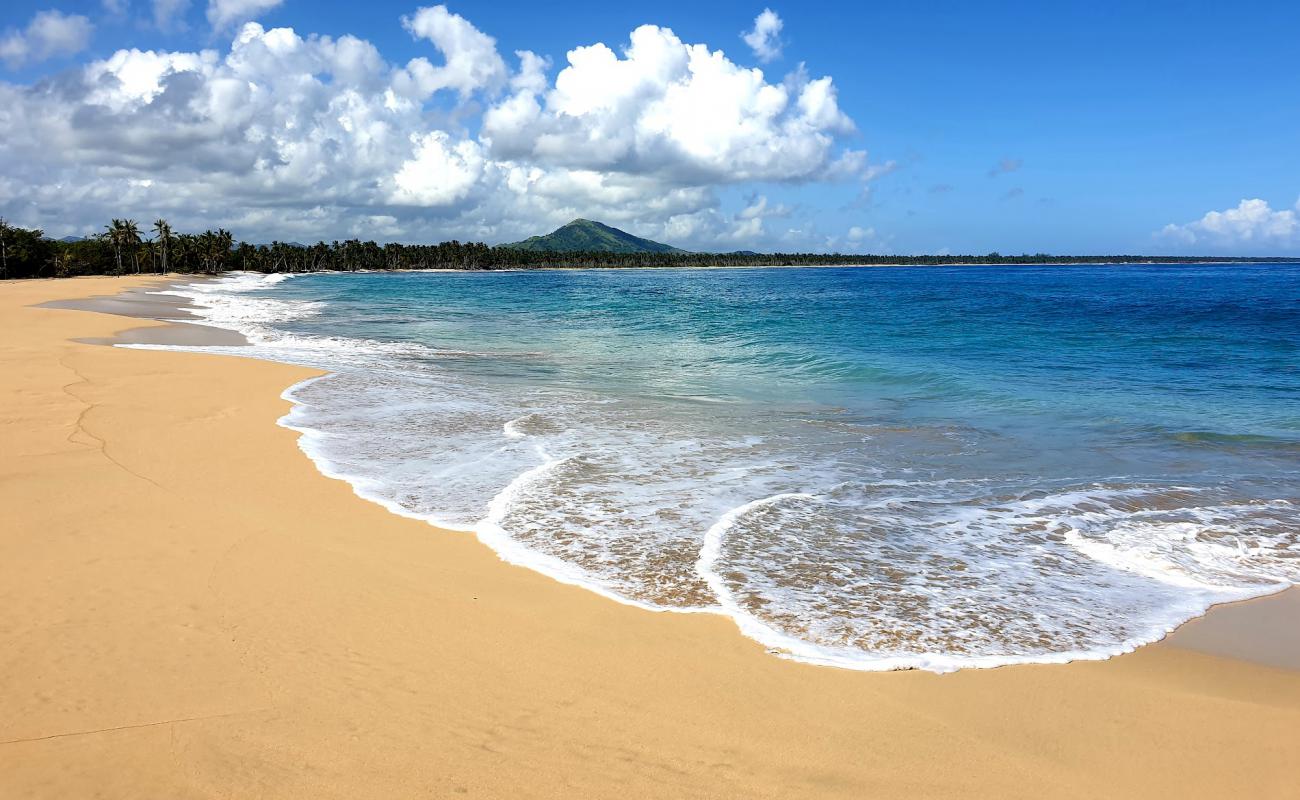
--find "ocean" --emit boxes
[148,264,1300,672]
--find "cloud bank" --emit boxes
[0,4,877,250]
[1159,198,1300,251]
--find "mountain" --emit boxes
[505,219,687,254]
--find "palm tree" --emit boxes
[270,241,288,272]
[173,233,194,273]
[0,217,9,279]
[103,219,141,273]
[104,219,124,273]
[196,229,233,274]
[196,230,212,273]
[216,228,233,273]
[152,218,172,274]
[120,219,142,273]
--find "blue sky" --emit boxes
[2,0,1298,254]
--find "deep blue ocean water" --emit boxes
[157,264,1300,670]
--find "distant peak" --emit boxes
[505,219,686,254]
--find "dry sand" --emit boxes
[1,275,1297,799]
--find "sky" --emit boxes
[1,0,1298,254]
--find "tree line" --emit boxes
[0,217,1290,281]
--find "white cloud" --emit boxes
[1159,198,1300,250]
[824,224,891,253]
[0,10,875,251]
[397,5,507,98]
[0,10,93,68]
[206,0,283,31]
[392,131,484,205]
[738,194,790,220]
[742,8,783,63]
[511,49,549,93]
[82,48,214,110]
[482,24,861,184]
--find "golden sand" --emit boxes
[2,276,1297,799]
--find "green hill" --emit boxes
[505,219,687,254]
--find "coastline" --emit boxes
[81,271,1300,671]
[3,275,1298,798]
[192,259,1300,273]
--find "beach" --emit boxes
[2,275,1298,799]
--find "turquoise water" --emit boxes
[158,264,1300,670]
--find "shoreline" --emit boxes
[3,275,1298,797]
[66,273,1300,673]
[38,278,250,347]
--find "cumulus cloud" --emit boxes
[1159,198,1300,249]
[207,0,283,31]
[511,49,549,93]
[392,131,484,205]
[0,10,93,68]
[0,9,875,250]
[397,5,507,98]
[742,8,783,62]
[482,24,860,185]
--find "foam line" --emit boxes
[109,270,1300,673]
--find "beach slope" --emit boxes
[1,276,1297,799]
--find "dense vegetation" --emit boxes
[506,218,686,253]
[0,217,1290,281]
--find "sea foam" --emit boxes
[124,269,1300,672]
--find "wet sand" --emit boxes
[2,275,1297,799]
[40,280,249,347]
[1164,589,1300,671]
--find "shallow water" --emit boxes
[145,264,1300,671]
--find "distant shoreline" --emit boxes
[20,260,1289,282]
[13,259,1295,283]
[371,262,1294,275]
[211,258,1300,276]
[3,217,1295,280]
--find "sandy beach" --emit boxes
[2,275,1298,799]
